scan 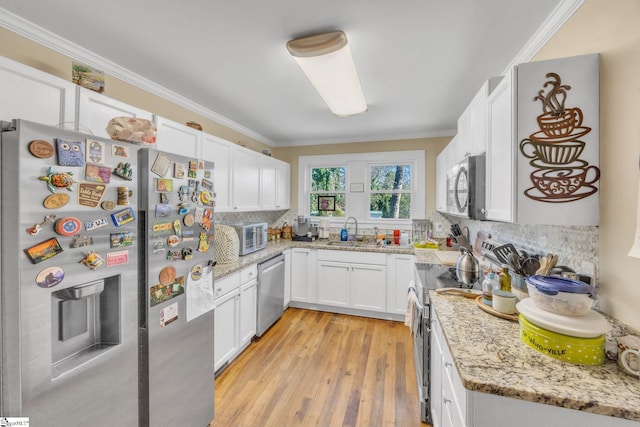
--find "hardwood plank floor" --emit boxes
[210,308,429,427]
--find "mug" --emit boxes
[117,186,133,205]
[537,108,583,138]
[617,335,640,378]
[530,165,600,198]
[520,139,585,165]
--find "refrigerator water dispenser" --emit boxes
[51,275,121,377]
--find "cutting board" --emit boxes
[434,250,461,266]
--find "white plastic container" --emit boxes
[492,289,516,314]
[525,275,594,316]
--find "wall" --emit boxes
[0,27,272,155]
[532,0,640,328]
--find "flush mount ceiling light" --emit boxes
[286,31,367,117]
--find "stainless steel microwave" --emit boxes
[446,153,486,220]
[229,222,268,256]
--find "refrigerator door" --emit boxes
[1,120,139,426]
[138,149,215,427]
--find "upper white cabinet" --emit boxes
[0,56,76,127]
[201,133,233,212]
[232,146,262,211]
[76,87,153,138]
[486,69,516,223]
[457,78,502,157]
[261,156,291,211]
[155,116,202,158]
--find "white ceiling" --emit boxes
[0,0,565,147]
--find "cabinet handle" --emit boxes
[444,361,453,368]
[443,398,452,405]
[481,208,487,214]
[217,287,222,292]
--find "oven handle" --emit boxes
[408,286,423,311]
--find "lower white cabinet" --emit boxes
[283,249,291,308]
[386,254,415,315]
[214,265,257,372]
[290,248,317,303]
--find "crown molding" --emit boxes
[273,128,456,147]
[0,7,273,145]
[503,0,586,73]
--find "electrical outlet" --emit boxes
[579,260,596,279]
[435,223,443,233]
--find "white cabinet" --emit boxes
[232,146,262,211]
[275,160,291,210]
[283,249,291,308]
[0,56,76,127]
[76,87,153,138]
[457,79,500,157]
[485,69,516,223]
[290,248,317,303]
[201,133,233,212]
[213,264,257,372]
[316,250,387,313]
[261,158,290,211]
[155,116,202,157]
[386,254,415,315]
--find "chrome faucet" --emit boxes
[344,216,358,241]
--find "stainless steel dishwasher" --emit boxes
[257,252,285,336]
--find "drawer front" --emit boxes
[240,264,257,284]
[442,368,466,427]
[440,329,468,423]
[215,271,241,299]
[317,249,386,265]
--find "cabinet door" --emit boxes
[290,248,316,303]
[386,254,415,315]
[232,147,261,211]
[155,116,201,157]
[469,82,488,156]
[436,149,448,213]
[457,105,472,157]
[0,56,76,127]
[214,290,239,372]
[260,156,278,210]
[351,263,387,312]
[76,87,153,138]
[486,69,516,222]
[275,160,291,210]
[316,261,350,307]
[201,133,233,212]
[430,316,443,427]
[239,280,257,347]
[283,249,291,307]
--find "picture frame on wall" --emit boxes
[318,195,336,211]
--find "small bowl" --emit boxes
[525,275,594,316]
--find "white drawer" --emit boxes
[215,271,240,299]
[442,367,467,427]
[240,264,257,284]
[440,329,468,424]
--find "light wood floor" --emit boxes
[209,308,429,427]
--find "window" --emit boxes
[369,164,411,219]
[299,150,425,226]
[310,166,346,217]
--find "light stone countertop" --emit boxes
[430,291,640,423]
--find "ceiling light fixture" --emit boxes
[286,31,367,117]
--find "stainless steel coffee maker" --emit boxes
[295,215,318,237]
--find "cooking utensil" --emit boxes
[472,231,490,258]
[521,257,541,277]
[435,288,482,299]
[536,255,548,275]
[493,243,518,265]
[507,252,523,275]
[451,224,462,236]
[455,247,480,287]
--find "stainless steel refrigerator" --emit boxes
[0,120,216,426]
[0,119,141,426]
[138,149,215,427]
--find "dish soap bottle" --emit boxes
[499,264,512,292]
[340,227,348,241]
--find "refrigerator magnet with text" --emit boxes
[188,161,197,178]
[36,266,64,288]
[77,183,106,208]
[25,237,63,264]
[43,193,70,209]
[39,167,75,193]
[151,152,171,177]
[28,139,55,159]
[56,138,85,166]
[155,204,171,217]
[54,217,82,237]
[201,178,213,191]
[182,230,194,241]
[70,235,94,248]
[159,302,179,328]
[153,239,165,254]
[167,235,179,248]
[111,207,135,227]
[106,250,129,267]
[174,163,186,178]
[80,251,104,270]
[110,231,134,248]
[27,214,57,236]
[190,264,203,281]
[85,164,111,183]
[194,207,204,223]
[86,139,106,164]
[152,221,173,236]
[113,162,133,180]
[85,217,108,231]
[156,178,173,192]
[159,266,177,285]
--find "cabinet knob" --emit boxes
[481,208,487,214]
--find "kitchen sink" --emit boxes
[326,241,380,248]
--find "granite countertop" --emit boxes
[430,291,640,422]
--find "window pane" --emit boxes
[311,167,346,191]
[370,194,411,219]
[310,194,346,217]
[370,165,411,191]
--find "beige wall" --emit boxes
[273,137,451,216]
[533,0,640,328]
[0,27,271,154]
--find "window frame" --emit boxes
[367,162,413,220]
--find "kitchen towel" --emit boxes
[405,280,416,331]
